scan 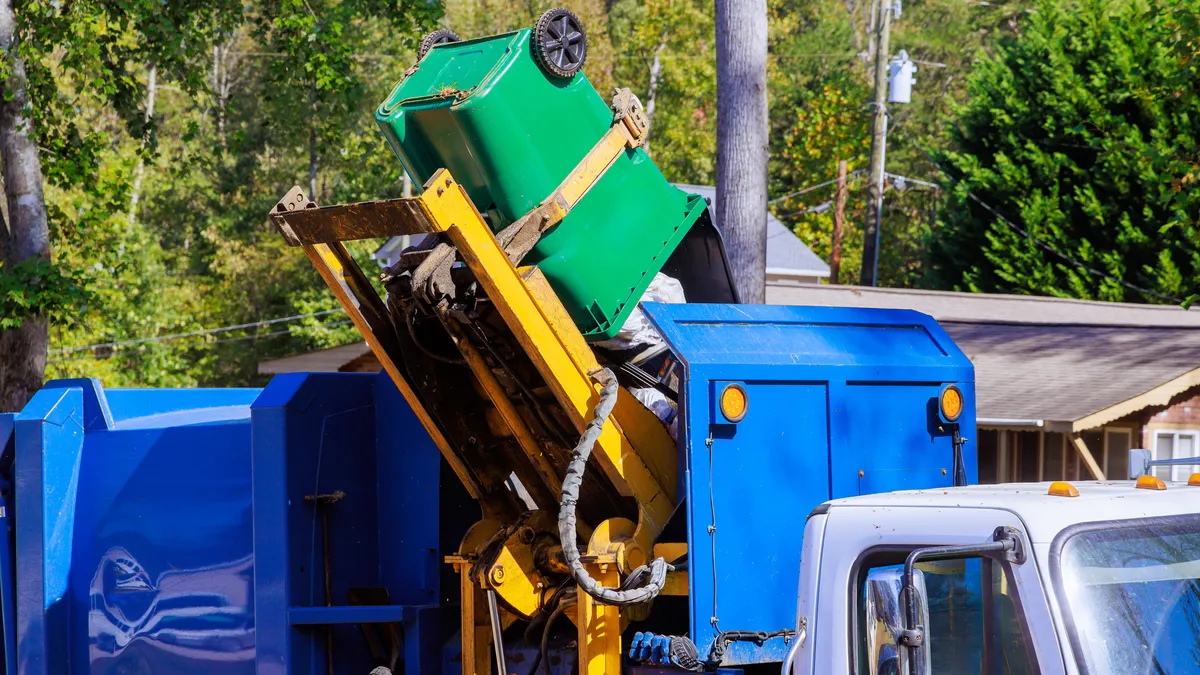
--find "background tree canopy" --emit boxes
[3,0,1196,393]
[925,0,1200,303]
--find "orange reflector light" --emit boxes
[1189,473,1200,487]
[1136,475,1168,491]
[940,385,964,422]
[720,383,748,423]
[1048,481,1080,497]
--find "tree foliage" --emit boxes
[31,0,439,387]
[11,0,1194,394]
[925,0,1200,302]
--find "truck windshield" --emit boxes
[1055,515,1200,674]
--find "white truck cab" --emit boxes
[785,479,1200,674]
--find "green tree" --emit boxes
[42,2,440,390]
[926,0,1200,302]
[0,0,242,407]
[766,0,1007,288]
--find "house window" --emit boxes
[1153,431,1200,481]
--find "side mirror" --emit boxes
[864,567,930,675]
[1129,448,1151,478]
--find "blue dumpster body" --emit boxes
[1,305,976,673]
[641,303,976,665]
[4,372,450,675]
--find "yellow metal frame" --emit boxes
[270,167,682,674]
[419,171,677,544]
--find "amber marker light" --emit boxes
[719,383,748,423]
[1136,475,1168,491]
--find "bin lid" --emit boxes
[641,302,972,379]
[379,31,520,114]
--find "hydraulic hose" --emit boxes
[557,368,671,605]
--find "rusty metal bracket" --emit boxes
[270,186,439,246]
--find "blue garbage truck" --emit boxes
[2,303,976,675]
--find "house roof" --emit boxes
[767,284,1200,430]
[674,184,830,278]
[259,341,372,374]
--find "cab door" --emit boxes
[800,505,1065,675]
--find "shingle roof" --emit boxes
[674,184,830,277]
[942,323,1200,424]
[766,284,1200,427]
[259,341,372,374]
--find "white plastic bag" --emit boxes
[594,273,686,352]
[631,386,679,440]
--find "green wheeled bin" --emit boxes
[375,20,707,342]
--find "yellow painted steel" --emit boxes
[418,170,677,557]
[506,88,646,243]
[457,567,493,675]
[442,319,563,502]
[577,564,623,674]
[523,269,676,492]
[485,511,558,619]
[653,543,689,596]
[551,126,630,219]
[448,520,503,675]
[290,166,682,674]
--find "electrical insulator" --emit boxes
[888,49,917,104]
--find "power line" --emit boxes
[769,169,866,205]
[49,319,354,364]
[960,191,1182,303]
[52,308,346,355]
[775,200,834,219]
[898,132,1185,305]
[885,172,942,190]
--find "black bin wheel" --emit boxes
[533,8,587,78]
[418,29,461,60]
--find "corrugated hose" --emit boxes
[557,368,672,605]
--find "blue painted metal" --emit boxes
[13,379,259,675]
[0,412,15,675]
[643,303,977,667]
[251,371,443,675]
[8,372,444,675]
[627,632,684,668]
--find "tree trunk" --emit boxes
[715,0,769,303]
[213,39,238,148]
[128,63,157,226]
[0,0,50,411]
[830,160,848,284]
[642,40,665,155]
[308,87,318,201]
[213,45,226,147]
[860,0,891,287]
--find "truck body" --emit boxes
[0,305,977,675]
[787,480,1200,674]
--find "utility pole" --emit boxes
[715,0,769,303]
[830,160,848,284]
[860,0,895,287]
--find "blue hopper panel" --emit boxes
[642,303,976,666]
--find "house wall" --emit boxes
[1140,390,1200,480]
[976,429,1072,484]
[976,385,1200,484]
